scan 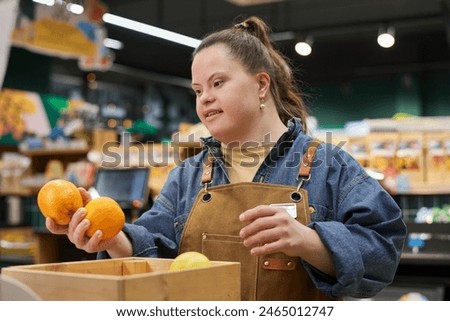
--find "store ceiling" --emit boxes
[98,0,450,86]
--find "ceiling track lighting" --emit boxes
[103,38,123,50]
[66,1,84,15]
[32,0,55,6]
[377,26,396,49]
[295,36,313,57]
[102,13,201,48]
[32,1,200,49]
[32,0,84,15]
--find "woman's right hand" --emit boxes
[45,207,128,255]
[44,187,129,255]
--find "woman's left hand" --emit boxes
[239,204,336,276]
[239,204,308,257]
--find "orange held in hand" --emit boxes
[37,179,83,225]
[84,197,125,240]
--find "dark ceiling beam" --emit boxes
[109,64,192,88]
[356,60,450,77]
[441,0,450,50]
[271,13,444,43]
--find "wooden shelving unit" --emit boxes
[19,147,90,157]
[19,147,90,175]
[1,146,93,266]
[386,183,450,196]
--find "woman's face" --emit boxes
[191,43,264,144]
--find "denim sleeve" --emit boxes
[126,197,179,258]
[96,193,179,260]
[304,176,406,299]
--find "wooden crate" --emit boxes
[1,257,241,301]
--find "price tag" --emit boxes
[269,203,297,218]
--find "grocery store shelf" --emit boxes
[0,189,33,197]
[171,141,202,148]
[0,254,34,266]
[401,252,450,266]
[395,184,450,196]
[19,147,90,156]
[382,182,450,196]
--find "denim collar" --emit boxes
[200,117,303,154]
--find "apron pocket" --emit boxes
[201,233,258,300]
[201,233,250,263]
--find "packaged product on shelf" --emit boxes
[368,132,398,191]
[0,227,36,259]
[65,160,96,188]
[424,132,449,185]
[0,152,31,194]
[395,132,425,185]
[92,128,118,151]
[44,160,65,180]
[446,134,450,185]
[347,136,369,168]
[368,132,398,172]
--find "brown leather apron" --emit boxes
[179,141,330,300]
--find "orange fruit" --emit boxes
[84,196,125,240]
[169,251,211,271]
[37,179,83,225]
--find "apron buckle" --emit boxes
[290,174,310,202]
[296,174,311,191]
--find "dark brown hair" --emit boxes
[193,16,308,132]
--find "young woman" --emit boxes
[46,16,406,300]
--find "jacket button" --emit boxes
[263,260,270,267]
[286,261,294,268]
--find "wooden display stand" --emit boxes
[2,257,241,301]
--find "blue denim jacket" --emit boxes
[100,118,406,299]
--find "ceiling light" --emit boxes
[33,0,84,14]
[103,38,123,50]
[32,0,55,6]
[377,26,395,48]
[271,31,296,42]
[66,3,84,15]
[102,13,201,48]
[295,37,313,56]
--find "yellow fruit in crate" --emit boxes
[85,197,125,240]
[169,251,212,271]
[37,179,83,225]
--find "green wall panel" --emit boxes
[3,47,51,94]
[309,73,449,128]
[394,75,422,116]
[422,73,450,117]
[309,78,399,128]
